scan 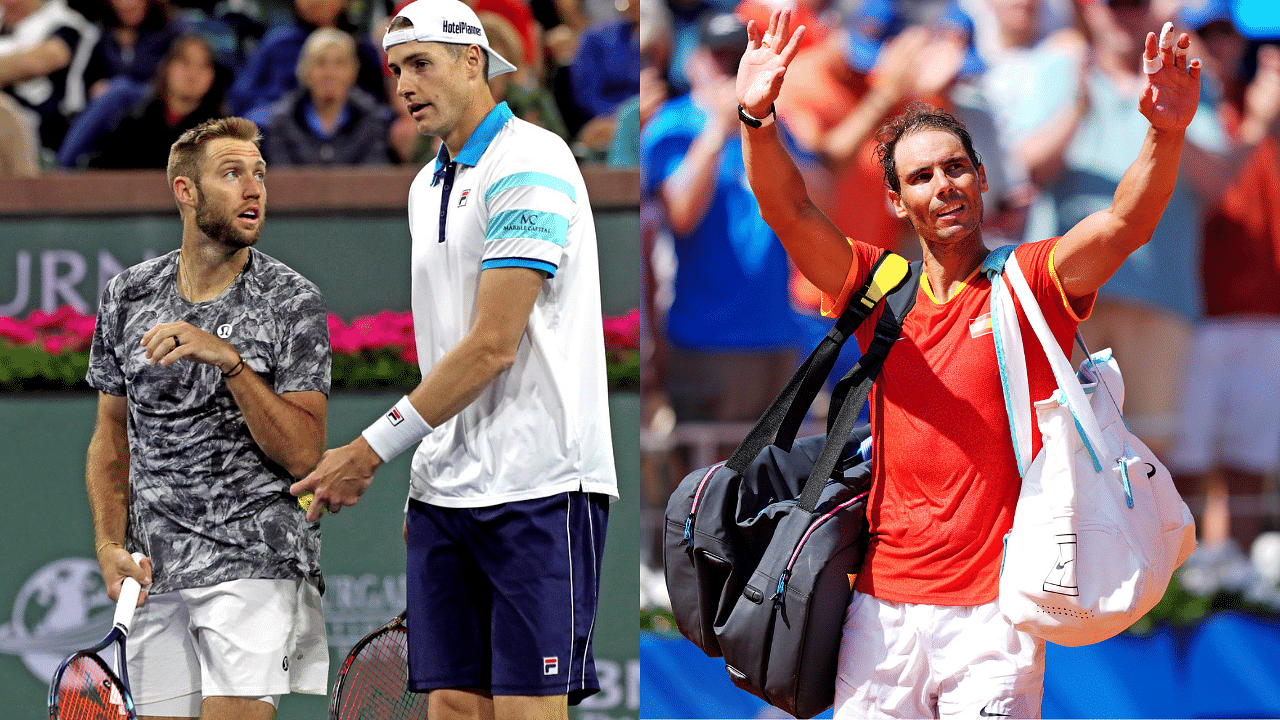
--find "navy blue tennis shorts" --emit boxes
[405,491,609,704]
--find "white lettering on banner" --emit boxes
[0,251,30,316]
[0,249,158,317]
[323,573,408,654]
[0,557,115,682]
[577,659,640,712]
[41,251,87,314]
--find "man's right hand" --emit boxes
[290,436,383,522]
[98,546,151,607]
[736,9,805,117]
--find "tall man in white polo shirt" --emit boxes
[291,1,617,718]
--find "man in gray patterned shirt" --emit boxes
[85,117,331,719]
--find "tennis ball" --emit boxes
[297,492,329,515]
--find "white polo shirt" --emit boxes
[405,102,618,507]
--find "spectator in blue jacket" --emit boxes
[262,27,392,166]
[227,0,385,120]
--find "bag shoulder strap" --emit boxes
[794,259,922,513]
[725,252,911,473]
[984,247,1109,476]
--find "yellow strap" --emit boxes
[858,253,910,309]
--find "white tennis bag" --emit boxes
[987,248,1196,647]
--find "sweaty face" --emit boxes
[193,139,266,249]
[888,128,987,246]
[387,40,473,143]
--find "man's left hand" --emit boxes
[1140,27,1202,132]
[290,437,383,522]
[140,321,240,373]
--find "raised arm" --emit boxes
[1054,26,1202,299]
[737,9,854,298]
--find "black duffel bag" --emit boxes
[663,252,919,718]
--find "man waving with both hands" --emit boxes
[735,9,1202,719]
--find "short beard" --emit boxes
[194,186,262,249]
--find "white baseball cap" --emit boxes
[383,0,517,79]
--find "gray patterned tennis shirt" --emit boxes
[88,248,330,594]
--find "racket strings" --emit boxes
[53,655,130,719]
[335,629,429,720]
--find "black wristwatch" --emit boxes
[738,103,776,129]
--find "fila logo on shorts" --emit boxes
[543,656,559,675]
[387,408,404,425]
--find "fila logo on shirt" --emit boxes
[458,189,470,207]
[387,408,404,426]
[543,656,559,675]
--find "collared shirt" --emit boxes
[406,102,618,507]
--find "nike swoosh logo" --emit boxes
[1054,562,1069,570]
[1145,463,1157,478]
[979,709,1010,717]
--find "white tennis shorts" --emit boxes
[1167,319,1280,475]
[125,577,328,707]
[833,592,1046,719]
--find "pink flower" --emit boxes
[0,317,36,344]
[400,343,418,366]
[348,315,402,350]
[63,315,98,343]
[374,309,415,339]
[42,335,67,355]
[602,309,642,350]
[29,305,80,329]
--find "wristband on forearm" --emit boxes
[361,395,432,461]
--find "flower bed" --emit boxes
[0,306,642,392]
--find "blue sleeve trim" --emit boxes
[482,258,557,277]
[485,171,577,203]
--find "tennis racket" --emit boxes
[49,552,146,720]
[329,611,429,719]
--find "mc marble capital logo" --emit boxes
[0,557,114,681]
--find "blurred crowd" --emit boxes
[0,0,644,172]
[639,0,1280,611]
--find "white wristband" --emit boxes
[361,396,432,462]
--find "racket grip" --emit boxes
[113,552,146,634]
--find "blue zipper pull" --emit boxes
[682,516,693,545]
[772,571,789,607]
[1118,461,1134,509]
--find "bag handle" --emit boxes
[725,253,911,473]
[984,247,1109,476]
[795,262,919,513]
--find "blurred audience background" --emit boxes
[0,0,641,172]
